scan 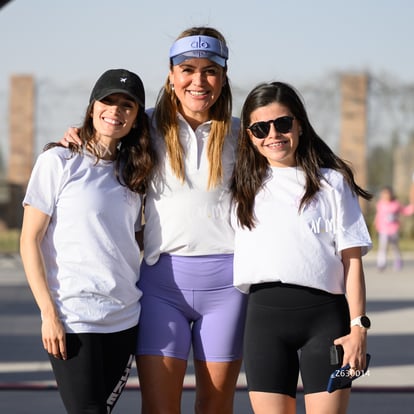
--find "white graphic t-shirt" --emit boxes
[233,167,372,294]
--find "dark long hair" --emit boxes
[45,102,156,194]
[231,81,372,229]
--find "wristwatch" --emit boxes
[350,315,371,329]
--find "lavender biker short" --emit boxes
[136,253,247,362]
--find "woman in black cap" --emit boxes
[20,69,156,414]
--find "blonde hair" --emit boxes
[153,27,232,189]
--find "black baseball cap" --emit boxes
[89,69,145,108]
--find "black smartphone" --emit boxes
[327,353,371,393]
[330,344,344,365]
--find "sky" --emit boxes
[0,0,414,159]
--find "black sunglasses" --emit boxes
[247,116,294,139]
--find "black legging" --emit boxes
[49,325,137,414]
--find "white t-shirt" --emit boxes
[233,167,372,294]
[143,111,239,265]
[23,147,142,333]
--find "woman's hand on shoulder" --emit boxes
[60,127,82,147]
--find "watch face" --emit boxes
[361,316,371,328]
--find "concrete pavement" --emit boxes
[0,250,413,413]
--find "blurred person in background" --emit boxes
[374,185,414,271]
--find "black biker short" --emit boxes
[243,282,350,397]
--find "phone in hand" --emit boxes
[327,346,371,393]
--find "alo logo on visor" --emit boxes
[190,37,211,50]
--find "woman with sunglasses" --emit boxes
[61,27,247,414]
[231,81,372,414]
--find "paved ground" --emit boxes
[0,250,413,413]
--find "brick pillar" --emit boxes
[339,74,368,212]
[6,75,35,228]
[8,75,35,185]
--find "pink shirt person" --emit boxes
[374,186,414,271]
[374,194,413,236]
